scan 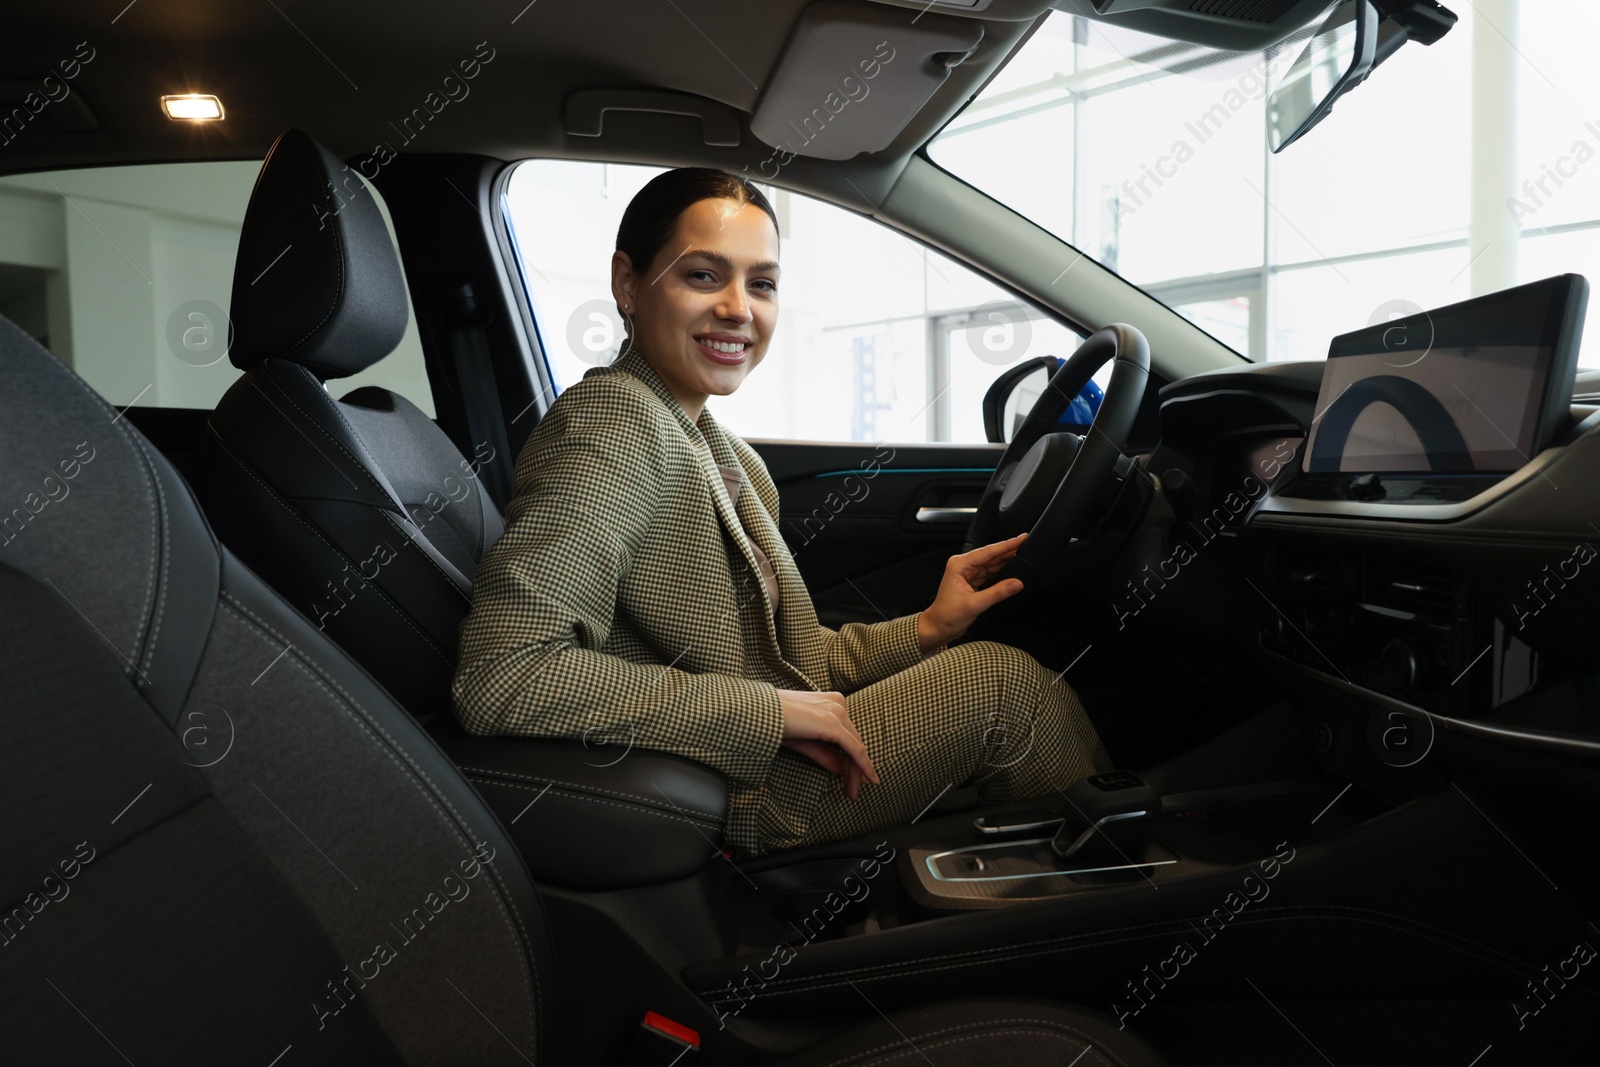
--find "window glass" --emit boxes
[504,159,1096,443]
[0,161,434,413]
[1077,59,1267,282]
[1513,11,1600,233]
[1270,245,1470,361]
[928,12,1076,243]
[1175,296,1251,357]
[1269,22,1471,264]
[929,7,1600,368]
[1519,228,1600,356]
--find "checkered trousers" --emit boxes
[757,639,1111,854]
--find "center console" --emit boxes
[903,770,1187,911]
[1253,541,1507,719]
[1240,275,1589,722]
[665,699,1591,1058]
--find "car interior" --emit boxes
[4,0,1599,1064]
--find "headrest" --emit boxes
[227,129,409,379]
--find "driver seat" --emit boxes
[0,311,1174,1064]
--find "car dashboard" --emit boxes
[1140,355,1600,767]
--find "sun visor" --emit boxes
[750,0,985,161]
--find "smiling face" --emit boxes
[611,197,780,423]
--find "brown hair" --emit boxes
[615,167,779,278]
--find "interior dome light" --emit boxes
[161,94,224,120]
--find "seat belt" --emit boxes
[441,280,515,509]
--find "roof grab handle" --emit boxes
[564,89,742,147]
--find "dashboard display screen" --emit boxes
[1304,276,1587,475]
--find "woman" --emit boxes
[452,168,1111,857]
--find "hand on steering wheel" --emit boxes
[960,324,1152,633]
[916,531,1031,651]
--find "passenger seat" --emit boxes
[203,129,501,720]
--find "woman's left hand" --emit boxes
[916,531,1030,653]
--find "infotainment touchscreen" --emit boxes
[1302,275,1587,477]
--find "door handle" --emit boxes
[916,506,977,524]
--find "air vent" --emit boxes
[1189,0,1300,22]
[1363,557,1460,612]
[1276,547,1351,595]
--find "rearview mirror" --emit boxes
[1267,0,1378,152]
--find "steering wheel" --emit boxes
[962,323,1151,617]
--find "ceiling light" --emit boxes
[161,94,224,121]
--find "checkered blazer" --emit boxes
[452,345,944,854]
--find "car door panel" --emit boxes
[745,439,1005,627]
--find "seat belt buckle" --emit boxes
[619,1010,700,1065]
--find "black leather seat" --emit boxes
[1,313,547,1064]
[203,128,501,721]
[0,313,1173,1065]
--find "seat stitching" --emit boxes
[459,766,724,822]
[309,380,409,502]
[379,509,471,603]
[260,364,398,504]
[466,776,723,829]
[278,146,346,357]
[216,591,543,1056]
[0,315,159,673]
[208,429,452,664]
[812,1022,1121,1067]
[697,907,1551,1003]
[473,476,490,561]
[128,432,171,681]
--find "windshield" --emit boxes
[929,7,1600,368]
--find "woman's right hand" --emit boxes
[777,688,880,801]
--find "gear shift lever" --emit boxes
[1051,770,1158,859]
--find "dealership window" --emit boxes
[929,2,1600,368]
[0,162,434,413]
[503,160,1101,444]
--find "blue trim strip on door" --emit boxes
[813,466,996,477]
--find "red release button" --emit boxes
[642,1010,701,1049]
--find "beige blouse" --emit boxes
[716,462,780,615]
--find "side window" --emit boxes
[0,161,434,415]
[503,159,1093,444]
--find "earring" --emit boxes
[617,306,635,361]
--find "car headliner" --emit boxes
[0,0,1265,381]
[0,1,1048,192]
